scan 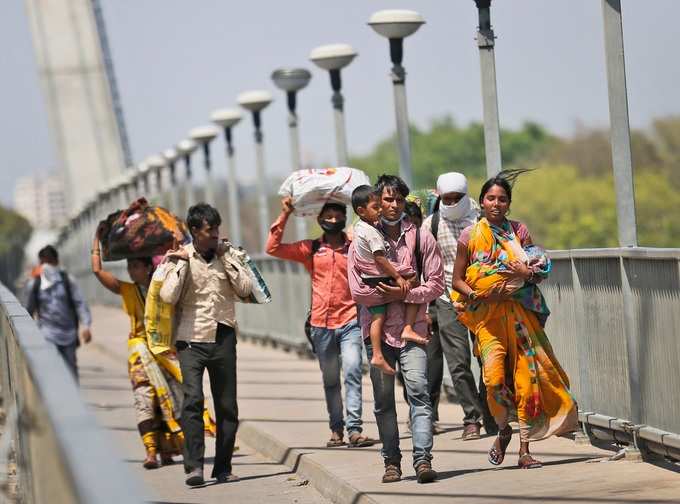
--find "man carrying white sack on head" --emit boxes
[421,172,498,440]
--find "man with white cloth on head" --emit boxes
[422,172,497,440]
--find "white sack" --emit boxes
[278,167,370,217]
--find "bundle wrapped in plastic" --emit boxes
[227,245,271,304]
[97,198,191,261]
[278,167,370,217]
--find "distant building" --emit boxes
[13,173,67,230]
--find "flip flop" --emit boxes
[348,433,375,448]
[326,432,346,447]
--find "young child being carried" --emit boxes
[351,185,422,375]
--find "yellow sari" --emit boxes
[454,219,577,442]
[120,282,216,456]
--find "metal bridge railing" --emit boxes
[0,283,145,504]
[66,247,680,461]
[235,247,680,460]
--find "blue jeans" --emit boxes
[366,340,433,468]
[311,320,364,435]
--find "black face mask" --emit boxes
[319,220,346,234]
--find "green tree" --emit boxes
[350,116,553,187]
[467,165,680,250]
[0,206,32,290]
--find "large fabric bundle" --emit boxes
[98,198,190,261]
[278,167,370,217]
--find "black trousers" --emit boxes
[177,324,238,477]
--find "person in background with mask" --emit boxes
[25,245,92,381]
[266,197,375,449]
[422,172,497,440]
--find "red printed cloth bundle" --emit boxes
[97,198,191,261]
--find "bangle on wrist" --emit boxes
[91,249,100,255]
[467,291,477,301]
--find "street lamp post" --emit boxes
[163,148,180,214]
[138,162,151,197]
[601,0,637,248]
[102,181,117,216]
[189,126,220,206]
[368,9,424,188]
[177,139,198,209]
[237,90,273,253]
[146,155,166,206]
[211,108,244,246]
[272,67,312,239]
[118,172,132,209]
[124,169,138,202]
[309,44,357,166]
[474,0,502,177]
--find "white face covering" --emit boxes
[436,171,471,222]
[381,213,404,227]
[439,196,472,222]
[40,264,62,290]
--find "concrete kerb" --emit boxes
[91,334,376,504]
[238,421,378,504]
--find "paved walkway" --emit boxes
[83,305,680,504]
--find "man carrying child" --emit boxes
[348,175,445,484]
[350,185,426,375]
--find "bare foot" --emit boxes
[371,354,396,375]
[401,326,429,345]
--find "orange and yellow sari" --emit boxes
[454,218,577,442]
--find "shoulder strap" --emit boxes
[310,239,322,272]
[29,275,41,316]
[430,211,440,241]
[414,227,423,279]
[60,271,80,327]
[311,238,322,255]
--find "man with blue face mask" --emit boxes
[422,172,498,440]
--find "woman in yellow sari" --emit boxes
[91,233,215,469]
[452,172,577,469]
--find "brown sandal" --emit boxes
[488,426,512,466]
[326,431,346,447]
[348,432,375,448]
[518,453,543,469]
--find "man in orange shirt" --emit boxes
[266,197,374,448]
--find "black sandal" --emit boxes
[488,426,513,466]
[326,431,346,447]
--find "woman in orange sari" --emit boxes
[452,172,577,469]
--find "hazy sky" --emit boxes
[2,1,679,207]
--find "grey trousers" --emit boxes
[55,342,78,382]
[434,298,483,426]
